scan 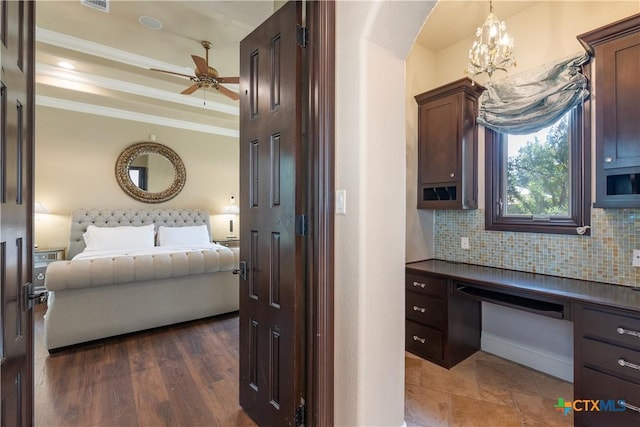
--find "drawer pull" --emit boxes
[619,400,640,414]
[618,358,640,371]
[412,335,426,344]
[616,327,640,339]
[412,281,426,289]
[412,306,426,313]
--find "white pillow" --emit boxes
[157,225,210,246]
[82,224,155,251]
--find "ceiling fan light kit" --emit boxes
[151,40,239,101]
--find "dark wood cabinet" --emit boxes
[578,14,640,208]
[405,270,480,368]
[414,78,484,209]
[407,260,640,426]
[574,304,640,426]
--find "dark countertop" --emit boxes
[406,259,640,314]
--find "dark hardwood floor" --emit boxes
[34,305,256,427]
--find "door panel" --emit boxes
[0,0,35,425]
[239,1,305,425]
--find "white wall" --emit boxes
[405,43,436,262]
[334,1,435,425]
[34,106,239,248]
[405,1,640,382]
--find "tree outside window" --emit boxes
[505,113,570,218]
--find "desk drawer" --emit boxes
[406,273,446,298]
[406,320,442,362]
[578,368,640,427]
[406,291,444,329]
[582,306,640,351]
[582,338,640,383]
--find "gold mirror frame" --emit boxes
[115,142,186,203]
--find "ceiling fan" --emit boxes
[151,40,239,101]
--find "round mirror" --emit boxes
[115,142,186,203]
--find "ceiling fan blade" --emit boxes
[181,84,201,95]
[216,84,239,101]
[191,55,209,75]
[217,76,239,84]
[150,68,195,79]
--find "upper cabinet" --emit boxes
[578,14,640,208]
[415,78,484,209]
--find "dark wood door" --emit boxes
[0,0,35,425]
[238,1,306,425]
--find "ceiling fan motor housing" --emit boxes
[195,66,219,79]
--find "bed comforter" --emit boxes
[44,244,239,351]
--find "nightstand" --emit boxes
[34,247,65,292]
[216,239,239,248]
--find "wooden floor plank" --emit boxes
[34,305,256,427]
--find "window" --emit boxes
[485,105,591,235]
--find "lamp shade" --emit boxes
[221,195,239,215]
[222,204,240,215]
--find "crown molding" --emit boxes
[36,95,239,138]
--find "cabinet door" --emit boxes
[418,94,459,184]
[598,31,640,170]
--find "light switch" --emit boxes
[336,190,346,215]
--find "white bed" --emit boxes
[43,208,239,351]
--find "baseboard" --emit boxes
[481,332,574,382]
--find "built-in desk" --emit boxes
[406,259,640,427]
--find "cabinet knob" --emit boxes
[605,157,613,163]
[450,173,455,178]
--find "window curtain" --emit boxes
[477,53,590,134]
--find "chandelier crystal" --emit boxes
[467,0,516,79]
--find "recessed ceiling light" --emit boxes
[138,15,163,31]
[57,61,75,70]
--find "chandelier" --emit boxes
[467,0,516,79]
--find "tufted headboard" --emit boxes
[68,208,211,259]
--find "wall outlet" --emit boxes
[461,236,470,250]
[633,249,640,268]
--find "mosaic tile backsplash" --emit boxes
[434,208,640,287]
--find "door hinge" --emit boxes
[296,214,309,236]
[295,403,306,426]
[296,25,308,48]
